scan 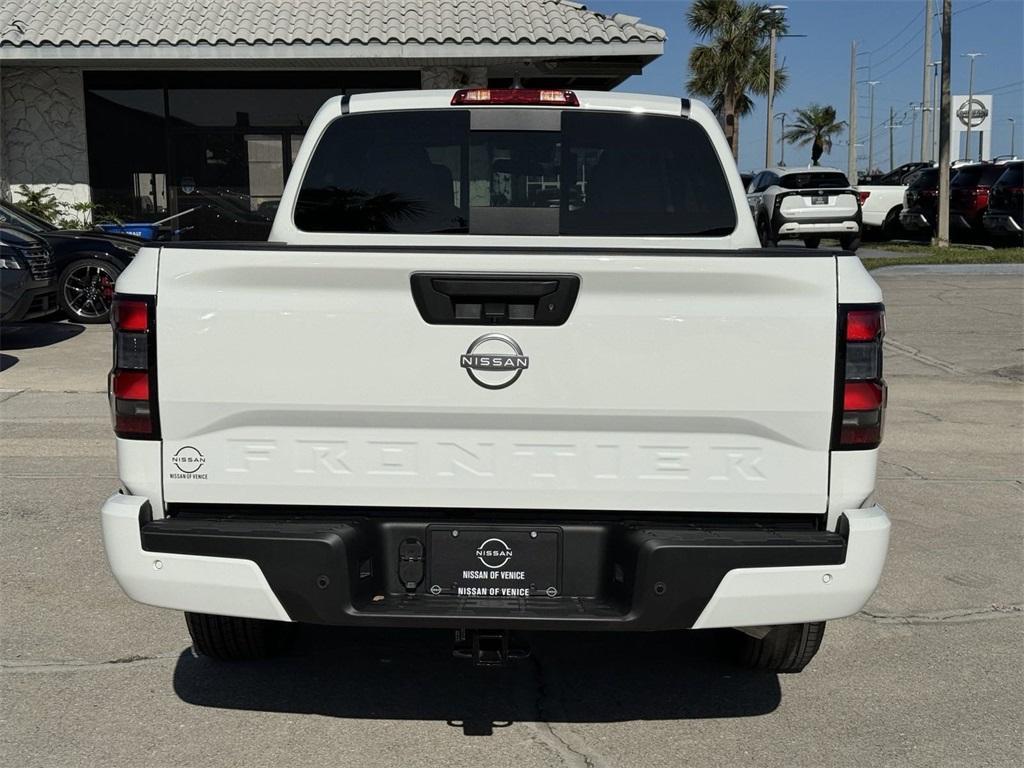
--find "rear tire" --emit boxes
[881,207,903,240]
[733,622,826,673]
[759,217,777,248]
[802,236,821,249]
[185,612,292,661]
[57,258,122,324]
[839,233,861,252]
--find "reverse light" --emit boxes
[451,88,580,106]
[109,294,159,439]
[834,305,886,449]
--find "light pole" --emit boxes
[775,112,787,165]
[962,52,985,161]
[887,107,903,172]
[909,102,922,163]
[1007,118,1016,156]
[763,5,787,168]
[867,80,880,173]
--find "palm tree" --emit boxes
[686,0,788,161]
[783,104,847,166]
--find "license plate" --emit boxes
[811,195,829,205]
[428,527,560,598]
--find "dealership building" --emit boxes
[0,0,663,239]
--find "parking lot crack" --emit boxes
[0,651,180,674]
[527,654,605,768]
[884,337,967,375]
[880,459,926,479]
[856,603,1023,625]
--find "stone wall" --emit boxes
[0,66,91,206]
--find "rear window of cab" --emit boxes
[994,162,1022,187]
[778,172,850,190]
[951,164,1012,187]
[294,110,737,237]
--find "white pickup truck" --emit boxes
[102,89,890,672]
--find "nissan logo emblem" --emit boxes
[460,333,529,389]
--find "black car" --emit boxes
[0,226,58,322]
[949,162,1007,237]
[899,167,941,235]
[862,162,932,186]
[983,161,1024,244]
[0,201,141,323]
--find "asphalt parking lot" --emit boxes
[1,265,1022,768]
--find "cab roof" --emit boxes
[337,89,694,118]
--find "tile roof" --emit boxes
[0,0,665,49]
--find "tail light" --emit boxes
[858,191,871,204]
[451,88,579,106]
[109,294,159,439]
[833,305,886,449]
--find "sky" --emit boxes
[591,0,1024,172]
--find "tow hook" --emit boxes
[453,629,530,667]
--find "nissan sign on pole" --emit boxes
[951,94,994,160]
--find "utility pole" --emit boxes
[848,40,858,181]
[936,0,952,247]
[775,113,787,164]
[921,0,933,162]
[867,80,880,173]
[1009,118,1017,156]
[909,103,920,163]
[962,52,985,161]
[888,106,898,171]
[763,5,787,167]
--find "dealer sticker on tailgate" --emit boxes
[428,527,560,598]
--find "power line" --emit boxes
[866,6,925,56]
[875,40,926,81]
[953,0,993,16]
[982,79,1024,95]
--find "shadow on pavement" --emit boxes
[0,320,85,351]
[0,353,16,372]
[173,626,781,735]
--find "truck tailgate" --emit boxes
[155,247,837,514]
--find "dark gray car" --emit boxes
[0,226,57,322]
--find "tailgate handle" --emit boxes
[410,273,580,325]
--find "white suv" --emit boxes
[747,167,862,251]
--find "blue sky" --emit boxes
[593,0,1024,172]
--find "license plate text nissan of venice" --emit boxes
[102,88,890,671]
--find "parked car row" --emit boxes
[741,159,1022,248]
[0,201,142,324]
[899,160,1023,244]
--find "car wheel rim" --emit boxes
[64,264,116,319]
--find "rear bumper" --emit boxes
[949,210,983,231]
[0,280,57,322]
[102,494,890,630]
[900,210,934,231]
[772,210,860,238]
[983,211,1023,234]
